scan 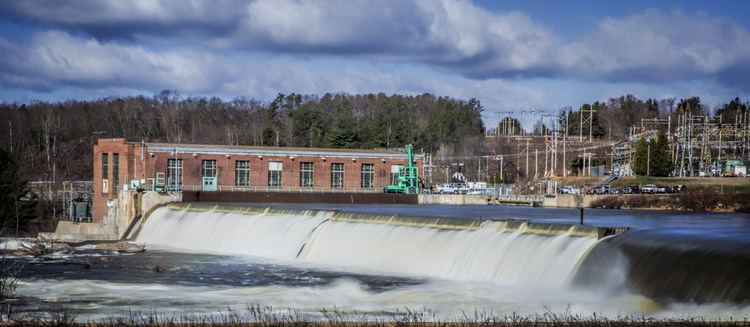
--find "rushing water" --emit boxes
[4,204,750,321]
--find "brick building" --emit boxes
[92,138,424,221]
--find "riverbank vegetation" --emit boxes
[590,191,750,213]
[1,305,749,326]
[0,149,38,236]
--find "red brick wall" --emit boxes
[145,153,422,190]
[92,138,425,221]
[92,139,145,222]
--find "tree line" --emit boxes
[493,95,748,140]
[0,91,485,183]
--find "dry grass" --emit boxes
[1,305,749,327]
[590,190,750,213]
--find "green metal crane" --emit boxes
[383,144,420,194]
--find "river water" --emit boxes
[4,204,750,321]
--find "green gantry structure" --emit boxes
[383,144,420,194]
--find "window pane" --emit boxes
[361,164,374,188]
[390,165,402,185]
[331,163,344,188]
[235,161,250,186]
[167,159,183,189]
[268,161,282,186]
[300,162,313,187]
[202,160,217,178]
[112,153,120,194]
[101,153,109,194]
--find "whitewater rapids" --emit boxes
[137,205,599,288]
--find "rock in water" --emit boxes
[94,241,145,253]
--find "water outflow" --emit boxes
[137,204,600,287]
[575,230,750,304]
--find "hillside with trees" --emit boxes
[0,91,485,183]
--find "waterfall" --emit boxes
[137,205,599,287]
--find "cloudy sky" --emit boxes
[0,0,749,125]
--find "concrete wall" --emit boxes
[43,190,181,242]
[418,194,493,205]
[543,194,613,208]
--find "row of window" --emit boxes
[165,159,398,188]
[101,153,120,194]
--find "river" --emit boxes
[3,204,750,322]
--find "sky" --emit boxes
[0,0,749,126]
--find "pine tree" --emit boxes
[650,133,673,177]
[633,137,648,175]
[633,134,672,176]
[325,101,357,148]
[0,149,38,236]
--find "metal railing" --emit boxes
[496,194,545,202]
[178,185,383,194]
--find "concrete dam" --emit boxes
[135,203,750,306]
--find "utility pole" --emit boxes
[563,115,568,177]
[500,155,504,182]
[526,138,530,177]
[579,109,583,142]
[544,143,548,177]
[589,106,594,142]
[563,136,567,177]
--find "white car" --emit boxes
[641,184,657,194]
[435,184,456,194]
[559,186,581,194]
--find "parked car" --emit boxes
[559,185,581,194]
[452,183,470,194]
[435,184,456,194]
[655,185,668,193]
[609,188,621,194]
[641,184,658,194]
[622,185,640,194]
[587,186,610,194]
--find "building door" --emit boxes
[202,160,218,191]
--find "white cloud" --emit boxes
[1,1,749,107]
[0,30,547,114]
[559,10,750,83]
[2,0,241,26]
[0,31,232,92]
[3,1,750,86]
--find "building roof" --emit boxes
[141,142,422,159]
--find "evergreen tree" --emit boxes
[633,137,649,176]
[0,149,38,236]
[633,134,672,176]
[325,101,357,148]
[650,133,673,177]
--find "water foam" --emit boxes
[138,206,598,287]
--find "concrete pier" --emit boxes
[41,190,180,242]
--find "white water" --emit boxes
[138,207,598,287]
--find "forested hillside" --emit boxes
[0,91,485,182]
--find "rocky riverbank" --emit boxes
[590,192,750,213]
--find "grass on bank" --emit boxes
[2,305,750,327]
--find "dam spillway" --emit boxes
[136,203,622,287]
[134,203,750,306]
[9,203,750,320]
